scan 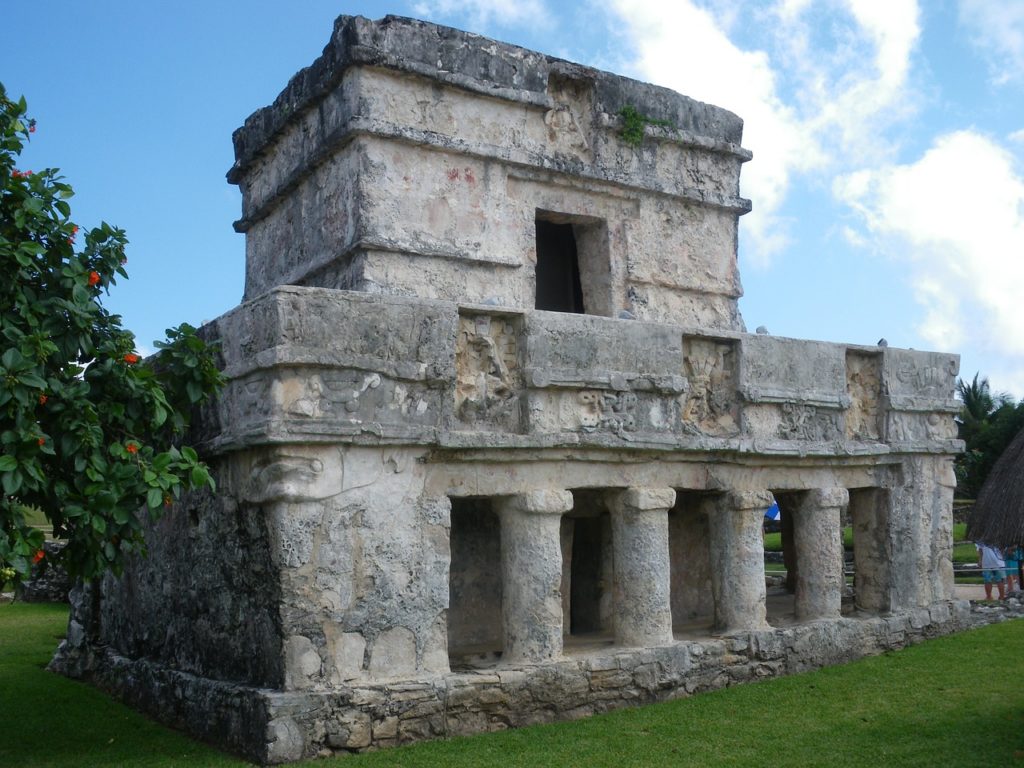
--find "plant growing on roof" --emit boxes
[617,105,675,147]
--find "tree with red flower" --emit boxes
[0,83,224,585]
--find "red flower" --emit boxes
[163,494,173,508]
[123,353,139,364]
[32,550,45,564]
[37,437,45,446]
[29,124,36,134]
[38,394,47,405]
[126,442,139,454]
[87,271,100,286]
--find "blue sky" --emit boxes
[5,1,1024,395]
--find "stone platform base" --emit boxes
[51,601,973,764]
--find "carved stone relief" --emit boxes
[680,337,738,436]
[236,376,273,420]
[888,353,959,398]
[887,412,957,442]
[845,352,881,441]
[284,374,331,418]
[544,72,593,156]
[778,403,842,442]
[243,449,342,504]
[455,314,521,429]
[544,105,589,151]
[282,372,383,421]
[577,390,638,434]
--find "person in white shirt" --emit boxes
[976,542,1006,600]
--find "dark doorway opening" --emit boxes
[447,497,503,667]
[569,515,604,633]
[535,219,585,313]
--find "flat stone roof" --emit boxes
[228,14,746,181]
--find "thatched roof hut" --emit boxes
[967,426,1024,547]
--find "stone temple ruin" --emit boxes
[53,15,968,763]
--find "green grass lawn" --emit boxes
[0,603,248,768]
[3,603,1024,767]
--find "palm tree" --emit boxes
[958,374,993,425]
[955,373,1022,498]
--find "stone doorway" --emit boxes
[669,491,715,638]
[448,497,503,667]
[561,489,614,650]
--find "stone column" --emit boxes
[496,490,573,662]
[609,487,676,647]
[708,490,772,633]
[793,487,848,621]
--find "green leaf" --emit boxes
[1,347,22,369]
[17,373,46,389]
[147,487,163,510]
[2,469,23,495]
[0,455,17,472]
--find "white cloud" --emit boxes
[958,0,1024,86]
[606,0,921,266]
[1010,128,1024,145]
[835,130,1024,391]
[412,0,551,30]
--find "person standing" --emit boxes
[976,542,1007,600]
[1003,545,1022,593]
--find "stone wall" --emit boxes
[53,600,974,763]
[230,16,750,331]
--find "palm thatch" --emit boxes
[967,425,1024,547]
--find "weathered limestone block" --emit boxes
[608,488,676,647]
[455,311,523,432]
[845,351,882,441]
[284,636,323,690]
[681,336,739,436]
[886,456,957,611]
[496,490,574,662]
[792,488,848,621]
[741,337,847,408]
[708,490,772,633]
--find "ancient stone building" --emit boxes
[53,15,967,764]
